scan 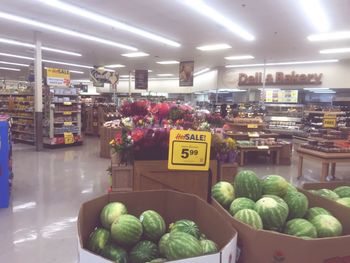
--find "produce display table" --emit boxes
[238,145,282,166]
[296,147,350,181]
[224,132,279,140]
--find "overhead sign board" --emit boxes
[90,67,119,87]
[46,68,70,86]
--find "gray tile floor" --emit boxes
[0,137,349,262]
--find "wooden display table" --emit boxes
[238,145,282,166]
[225,132,279,141]
[296,147,350,181]
[100,126,121,158]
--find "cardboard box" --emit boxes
[78,190,237,263]
[213,189,350,263]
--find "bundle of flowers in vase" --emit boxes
[212,134,237,163]
[109,128,134,166]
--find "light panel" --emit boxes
[225,55,254,60]
[156,61,179,65]
[0,66,21,71]
[226,59,339,68]
[0,61,29,67]
[105,64,125,68]
[299,0,330,32]
[121,52,149,58]
[196,44,231,51]
[320,47,350,54]
[194,68,210,76]
[308,31,350,42]
[157,74,174,77]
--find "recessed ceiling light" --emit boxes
[105,64,125,68]
[320,47,350,54]
[299,0,330,32]
[308,31,350,41]
[156,61,179,65]
[121,52,149,58]
[0,66,21,71]
[0,11,137,51]
[183,0,255,41]
[194,68,210,76]
[148,70,153,72]
[225,55,254,60]
[0,61,29,67]
[197,44,231,51]
[225,59,339,68]
[157,73,174,77]
[36,0,181,47]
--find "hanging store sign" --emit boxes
[179,61,194,87]
[90,67,119,87]
[168,130,211,171]
[46,68,70,86]
[135,70,148,90]
[238,71,323,86]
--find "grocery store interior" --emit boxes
[1,1,350,263]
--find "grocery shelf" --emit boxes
[13,137,35,143]
[0,93,33,96]
[54,121,78,124]
[54,110,80,114]
[12,130,34,135]
[53,93,79,96]
[11,116,34,119]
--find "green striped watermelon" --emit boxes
[262,175,289,197]
[211,181,235,208]
[164,232,203,260]
[283,191,309,219]
[140,210,166,242]
[305,207,332,221]
[100,202,127,230]
[313,189,340,200]
[310,214,343,237]
[130,240,159,263]
[334,186,350,198]
[169,219,200,239]
[111,214,143,246]
[200,239,218,255]
[285,184,298,196]
[158,233,170,257]
[229,197,255,216]
[87,228,110,254]
[234,208,263,230]
[336,197,350,208]
[101,244,128,263]
[234,170,262,201]
[255,196,289,231]
[284,219,317,238]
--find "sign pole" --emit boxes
[207,168,213,204]
[34,31,43,151]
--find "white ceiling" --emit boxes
[0,0,349,80]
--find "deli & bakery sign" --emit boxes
[238,71,323,86]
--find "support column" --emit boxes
[128,71,132,97]
[34,32,43,151]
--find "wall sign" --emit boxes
[179,61,194,87]
[46,68,70,86]
[90,67,119,87]
[168,130,211,171]
[239,71,323,86]
[135,70,148,90]
[264,90,299,103]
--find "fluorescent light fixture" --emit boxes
[299,0,330,32]
[148,70,153,72]
[121,52,149,58]
[0,61,29,67]
[225,55,254,60]
[0,52,33,60]
[304,87,329,90]
[43,59,93,69]
[41,47,81,56]
[36,0,181,47]
[196,44,231,51]
[149,77,178,80]
[313,90,336,94]
[0,66,21,71]
[156,61,179,65]
[308,31,350,41]
[183,0,254,41]
[105,64,125,68]
[194,68,210,76]
[320,47,350,54]
[0,11,137,51]
[120,75,131,78]
[157,74,174,77]
[104,69,116,72]
[226,59,339,68]
[68,70,84,74]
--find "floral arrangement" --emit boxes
[110,128,134,165]
[120,100,149,117]
[206,113,224,127]
[212,134,237,163]
[197,121,211,131]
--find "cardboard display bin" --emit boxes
[213,190,350,263]
[78,190,237,263]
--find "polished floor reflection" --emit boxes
[0,137,349,262]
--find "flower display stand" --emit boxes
[99,126,121,158]
[219,162,238,183]
[110,165,133,192]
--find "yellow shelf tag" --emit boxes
[247,124,258,129]
[64,121,73,126]
[63,101,72,106]
[64,132,74,144]
[63,111,72,115]
[323,118,336,128]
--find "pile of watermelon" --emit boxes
[212,170,344,238]
[87,202,218,262]
[309,186,350,208]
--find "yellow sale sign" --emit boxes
[46,68,70,86]
[64,132,74,144]
[168,130,211,171]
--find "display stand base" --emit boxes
[219,162,238,182]
[111,165,133,192]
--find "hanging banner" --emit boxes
[179,61,194,87]
[46,68,70,86]
[90,67,119,87]
[135,70,148,90]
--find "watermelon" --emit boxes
[284,219,317,238]
[164,232,203,260]
[111,214,143,246]
[169,219,200,239]
[313,189,340,200]
[100,202,128,229]
[140,210,166,241]
[285,184,298,195]
[130,240,159,263]
[336,197,350,208]
[255,196,289,231]
[283,191,309,219]
[305,207,332,221]
[310,214,343,237]
[87,228,110,254]
[234,209,263,230]
[158,233,170,257]
[101,244,128,263]
[229,197,255,216]
[200,239,218,255]
[234,170,262,201]
[334,186,350,198]
[211,181,235,208]
[262,175,288,197]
